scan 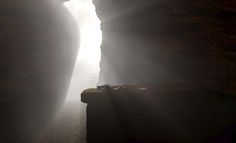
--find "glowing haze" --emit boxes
[64,0,102,101]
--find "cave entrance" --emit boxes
[64,0,102,101]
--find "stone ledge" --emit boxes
[81,84,229,104]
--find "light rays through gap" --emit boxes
[64,0,102,101]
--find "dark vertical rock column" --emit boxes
[93,0,236,93]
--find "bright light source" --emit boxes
[64,0,102,101]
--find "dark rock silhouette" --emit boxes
[86,1,236,142]
[93,0,236,94]
[82,85,236,143]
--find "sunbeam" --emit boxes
[64,0,102,101]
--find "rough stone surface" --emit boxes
[93,0,236,93]
[82,85,236,143]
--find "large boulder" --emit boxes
[82,85,236,143]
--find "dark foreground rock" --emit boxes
[82,85,236,143]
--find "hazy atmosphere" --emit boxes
[0,0,235,143]
[38,1,101,142]
[65,0,102,101]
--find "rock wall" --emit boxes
[93,0,236,93]
[0,1,78,142]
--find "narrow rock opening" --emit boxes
[64,0,102,101]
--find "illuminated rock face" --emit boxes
[0,0,78,142]
[94,0,236,93]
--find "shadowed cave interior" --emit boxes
[0,0,236,143]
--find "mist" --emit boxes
[64,0,102,101]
